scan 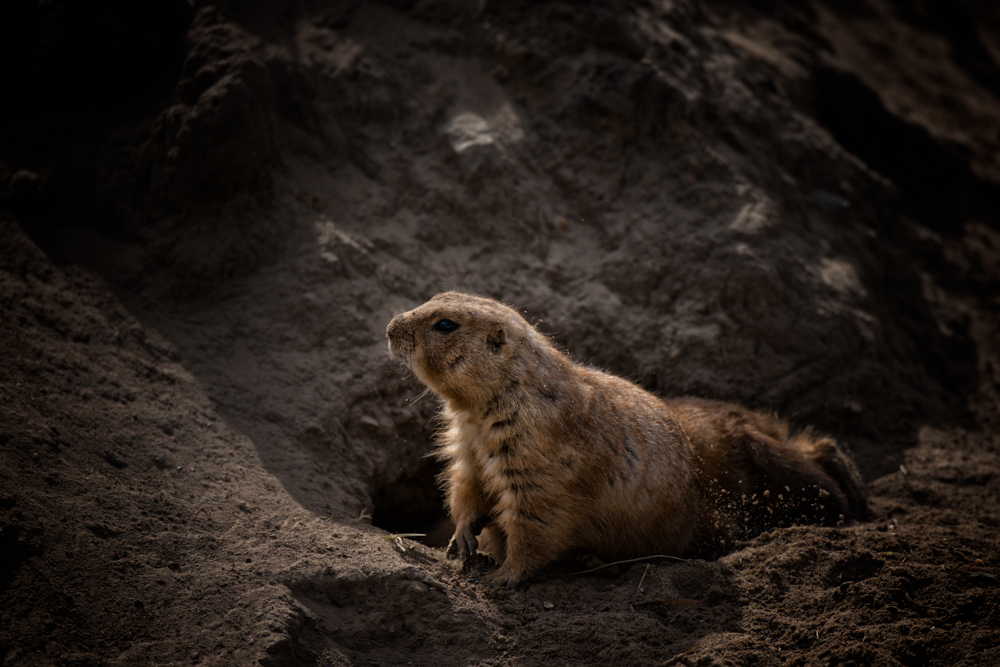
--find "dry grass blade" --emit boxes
[657,644,700,667]
[630,564,650,606]
[563,554,690,576]
[384,533,427,552]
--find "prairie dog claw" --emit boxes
[446,523,478,560]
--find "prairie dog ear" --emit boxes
[486,326,506,353]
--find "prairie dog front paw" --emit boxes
[482,565,521,589]
[446,522,479,561]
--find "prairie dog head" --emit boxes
[386,292,548,410]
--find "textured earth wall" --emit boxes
[2,1,999,665]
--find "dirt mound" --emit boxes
[2,1,999,665]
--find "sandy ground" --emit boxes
[2,1,999,665]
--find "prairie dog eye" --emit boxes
[433,318,460,333]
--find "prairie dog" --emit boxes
[386,292,867,586]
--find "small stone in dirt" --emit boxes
[404,581,430,596]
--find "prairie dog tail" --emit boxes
[791,431,869,522]
[671,397,868,550]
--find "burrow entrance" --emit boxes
[370,454,453,548]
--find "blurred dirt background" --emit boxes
[1,1,999,665]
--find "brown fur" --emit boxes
[386,292,868,586]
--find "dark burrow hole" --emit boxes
[814,66,1000,234]
[371,455,453,548]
